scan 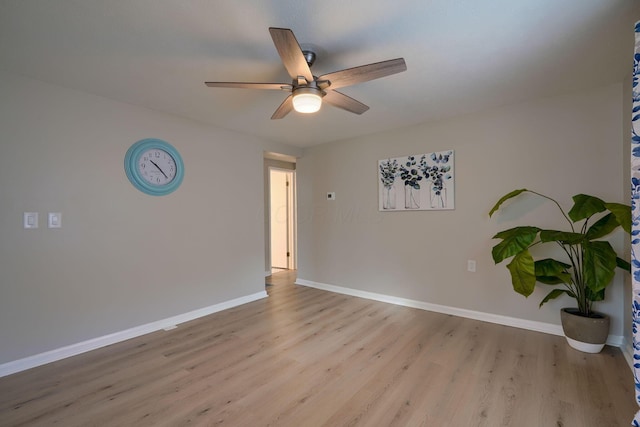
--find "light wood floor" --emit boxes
[0,270,636,426]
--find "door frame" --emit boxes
[268,167,297,271]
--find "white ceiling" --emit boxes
[0,1,637,148]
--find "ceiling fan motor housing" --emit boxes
[302,50,316,67]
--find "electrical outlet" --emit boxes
[327,192,336,200]
[467,260,477,272]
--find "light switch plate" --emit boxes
[327,192,336,200]
[24,212,38,229]
[48,212,62,228]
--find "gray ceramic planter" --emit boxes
[560,308,610,353]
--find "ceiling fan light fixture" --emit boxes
[292,87,322,113]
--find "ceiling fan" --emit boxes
[205,27,407,119]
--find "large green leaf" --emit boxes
[605,202,632,234]
[493,226,540,240]
[536,276,570,285]
[506,250,536,297]
[489,189,528,217]
[585,213,619,240]
[586,287,605,302]
[568,194,606,222]
[583,240,617,293]
[491,226,540,264]
[534,258,572,284]
[539,230,584,244]
[534,258,571,273]
[539,289,575,308]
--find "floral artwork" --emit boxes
[378,150,454,211]
[631,21,640,427]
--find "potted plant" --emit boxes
[489,189,631,353]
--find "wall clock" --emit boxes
[124,138,184,196]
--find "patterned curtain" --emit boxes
[632,21,640,427]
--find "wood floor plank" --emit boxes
[0,269,636,426]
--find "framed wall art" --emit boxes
[378,150,454,211]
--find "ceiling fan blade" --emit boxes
[271,95,294,120]
[269,27,313,83]
[323,90,370,115]
[205,82,292,91]
[319,58,407,90]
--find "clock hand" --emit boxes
[150,160,169,179]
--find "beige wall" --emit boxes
[0,70,629,366]
[0,71,299,364]
[297,83,627,336]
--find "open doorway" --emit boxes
[268,167,296,274]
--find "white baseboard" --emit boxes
[0,291,268,378]
[295,278,624,348]
[265,270,271,277]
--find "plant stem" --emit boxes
[558,242,587,314]
[527,190,575,232]
[580,218,591,239]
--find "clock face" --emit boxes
[124,138,184,196]
[137,148,177,186]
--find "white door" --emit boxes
[270,169,295,270]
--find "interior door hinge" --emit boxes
[287,252,290,257]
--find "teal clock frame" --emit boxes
[124,138,184,196]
